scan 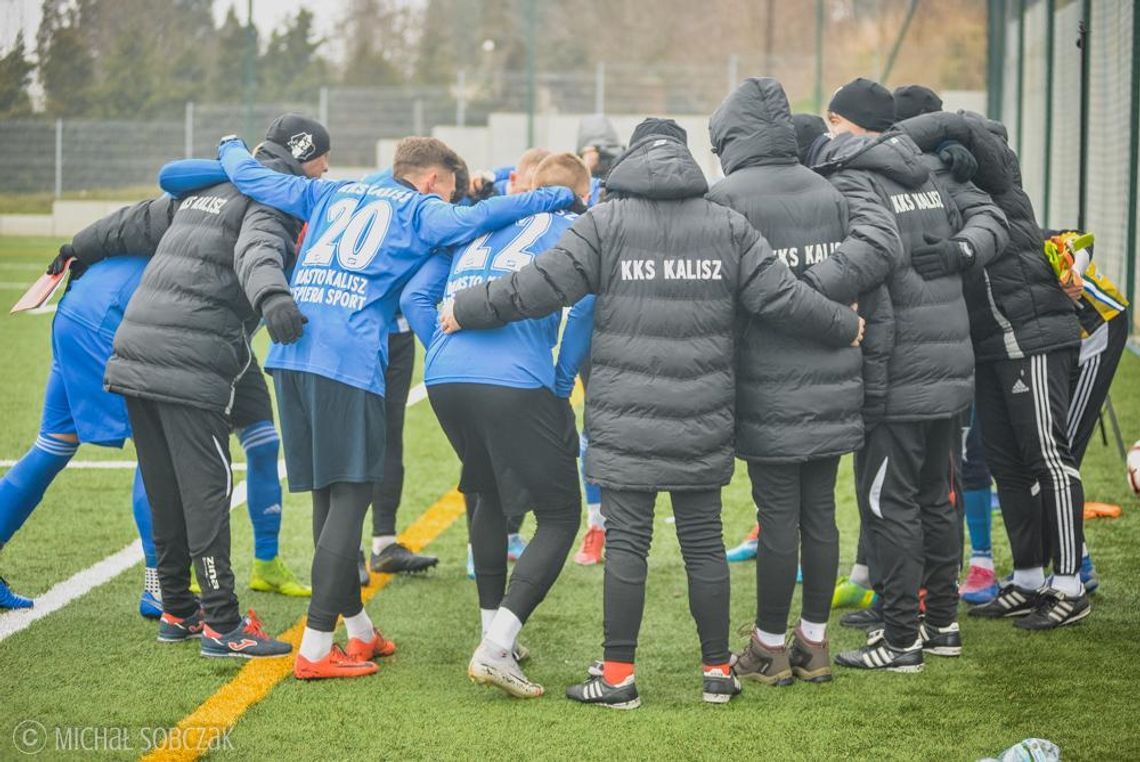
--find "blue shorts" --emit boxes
[42,313,129,447]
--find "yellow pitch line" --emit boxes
[142,489,468,762]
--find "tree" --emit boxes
[0,33,34,117]
[340,0,416,87]
[210,5,254,102]
[261,9,328,102]
[36,0,95,116]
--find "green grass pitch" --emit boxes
[1,235,1138,760]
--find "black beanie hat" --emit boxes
[828,78,895,133]
[792,113,828,161]
[265,113,331,162]
[629,117,687,145]
[893,85,943,121]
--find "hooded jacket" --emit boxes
[452,132,860,491]
[74,142,303,414]
[895,111,1079,362]
[707,78,877,463]
[808,133,975,421]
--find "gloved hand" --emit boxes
[260,293,307,344]
[937,141,978,183]
[217,134,249,159]
[46,243,77,275]
[912,234,974,280]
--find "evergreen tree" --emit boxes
[36,0,94,116]
[0,33,34,117]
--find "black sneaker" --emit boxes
[702,666,742,704]
[566,674,641,710]
[357,550,370,587]
[1014,588,1091,630]
[371,543,439,574]
[835,635,924,673]
[919,621,962,657]
[840,606,883,630]
[968,582,1038,618]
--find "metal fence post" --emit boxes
[54,118,62,198]
[595,61,605,114]
[456,69,467,127]
[185,101,194,159]
[1016,0,1025,157]
[319,86,329,129]
[1042,0,1055,227]
[413,98,424,137]
[727,54,738,95]
[1127,0,1139,323]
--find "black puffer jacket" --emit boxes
[73,143,303,414]
[453,133,860,490]
[707,78,876,463]
[808,133,974,421]
[895,111,1079,362]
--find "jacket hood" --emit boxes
[256,140,305,177]
[576,114,623,152]
[818,132,929,189]
[709,77,799,174]
[605,135,709,200]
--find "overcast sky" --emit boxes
[0,0,349,59]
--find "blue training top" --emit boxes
[56,256,148,338]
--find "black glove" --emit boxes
[260,293,307,344]
[217,134,249,160]
[937,141,978,183]
[569,197,589,214]
[912,234,975,280]
[47,244,77,275]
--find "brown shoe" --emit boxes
[731,633,793,686]
[789,628,833,683]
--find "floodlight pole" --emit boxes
[525,0,537,148]
[244,0,256,140]
[814,0,824,112]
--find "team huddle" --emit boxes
[0,73,1129,709]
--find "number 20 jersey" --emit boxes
[424,210,576,391]
[265,179,436,397]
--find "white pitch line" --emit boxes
[0,462,280,643]
[0,388,429,639]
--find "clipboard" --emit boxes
[10,258,73,313]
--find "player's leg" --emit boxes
[918,419,963,657]
[131,467,163,618]
[566,487,652,709]
[505,513,527,562]
[671,488,738,703]
[792,455,841,681]
[370,330,437,574]
[469,489,510,628]
[961,407,999,604]
[574,432,606,566]
[834,449,876,610]
[0,362,79,609]
[734,461,798,686]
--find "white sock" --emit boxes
[799,618,827,644]
[344,608,375,642]
[969,555,995,571]
[299,627,334,661]
[586,503,605,530]
[849,563,871,588]
[753,627,785,649]
[371,535,397,555]
[1052,573,1083,597]
[1013,567,1046,590]
[485,608,523,652]
[480,608,496,638]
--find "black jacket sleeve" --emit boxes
[858,283,894,426]
[939,175,1010,270]
[802,170,903,303]
[235,201,299,312]
[70,196,177,266]
[452,211,601,330]
[733,213,860,348]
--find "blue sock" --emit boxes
[579,433,601,506]
[0,435,78,543]
[964,487,993,558]
[131,466,158,567]
[240,422,282,562]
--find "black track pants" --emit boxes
[1067,316,1128,466]
[372,330,414,536]
[308,482,372,631]
[601,488,729,665]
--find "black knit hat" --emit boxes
[893,85,943,121]
[630,117,687,145]
[792,114,828,160]
[265,113,330,162]
[828,78,895,133]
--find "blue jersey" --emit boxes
[56,256,148,338]
[401,211,592,394]
[215,143,575,396]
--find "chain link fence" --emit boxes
[994,0,1137,335]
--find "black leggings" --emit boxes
[308,482,372,631]
[468,488,579,622]
[749,458,840,633]
[602,487,729,664]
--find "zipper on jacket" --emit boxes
[982,270,1024,360]
[227,332,254,416]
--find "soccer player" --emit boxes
[204,134,576,679]
[400,152,592,698]
[576,114,623,205]
[444,118,863,708]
